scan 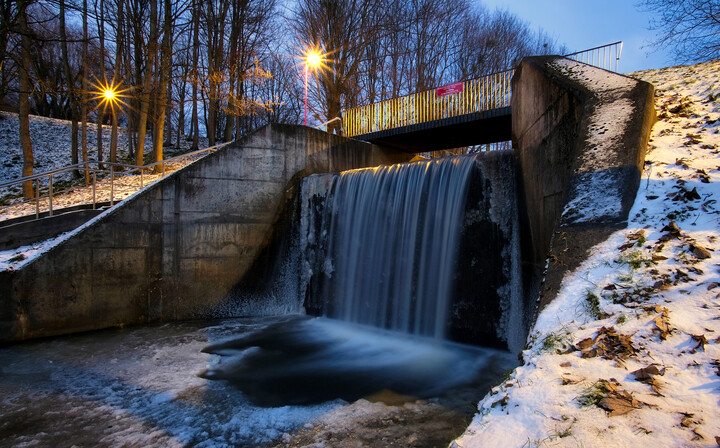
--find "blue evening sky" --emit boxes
[478,0,675,73]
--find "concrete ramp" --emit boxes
[0,124,411,342]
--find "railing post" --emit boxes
[48,174,53,217]
[92,171,96,210]
[110,166,114,206]
[35,179,39,219]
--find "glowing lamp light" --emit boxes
[306,51,322,68]
[102,88,116,101]
[304,49,324,126]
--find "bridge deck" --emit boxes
[354,107,511,153]
[343,69,513,145]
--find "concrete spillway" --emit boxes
[300,152,526,351]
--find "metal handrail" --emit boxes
[343,69,514,138]
[1,142,231,220]
[341,41,623,139]
[565,41,623,73]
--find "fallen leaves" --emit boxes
[659,221,682,242]
[619,230,646,251]
[491,395,508,408]
[577,327,637,361]
[690,243,712,259]
[696,168,711,183]
[631,364,665,395]
[691,334,708,352]
[595,380,645,417]
[653,307,673,340]
[671,185,701,202]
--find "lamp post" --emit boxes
[304,50,321,126]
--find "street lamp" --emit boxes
[102,88,117,102]
[304,49,322,126]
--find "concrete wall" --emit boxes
[512,56,656,314]
[0,124,411,342]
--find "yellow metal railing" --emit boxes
[342,69,514,138]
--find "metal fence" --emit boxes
[565,41,624,73]
[0,143,230,220]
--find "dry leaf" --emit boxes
[692,244,712,259]
[681,413,695,428]
[653,308,673,340]
[647,376,663,395]
[576,338,595,350]
[628,230,646,241]
[692,334,708,352]
[631,364,665,379]
[598,389,642,416]
[560,361,572,367]
[491,395,508,408]
[618,242,635,251]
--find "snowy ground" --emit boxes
[453,60,720,447]
[0,111,210,218]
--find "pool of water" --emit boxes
[0,315,517,447]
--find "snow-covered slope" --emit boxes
[0,112,208,200]
[454,60,720,447]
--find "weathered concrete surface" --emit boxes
[0,124,411,342]
[0,206,107,251]
[512,56,656,317]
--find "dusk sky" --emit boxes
[479,0,674,73]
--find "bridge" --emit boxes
[342,42,624,152]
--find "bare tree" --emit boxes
[58,0,79,175]
[134,0,158,166]
[292,0,387,133]
[190,0,200,150]
[17,0,33,198]
[153,0,172,173]
[110,0,124,165]
[638,0,720,63]
[80,0,89,182]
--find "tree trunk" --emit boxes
[153,0,172,173]
[206,1,215,147]
[223,0,240,142]
[18,0,33,199]
[110,0,124,165]
[191,0,199,150]
[59,0,79,177]
[135,0,158,166]
[81,0,89,183]
[96,0,106,169]
[176,60,187,148]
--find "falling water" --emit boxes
[307,155,479,340]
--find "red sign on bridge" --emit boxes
[436,81,464,97]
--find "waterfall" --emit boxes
[300,152,525,350]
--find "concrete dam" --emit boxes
[0,56,655,355]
